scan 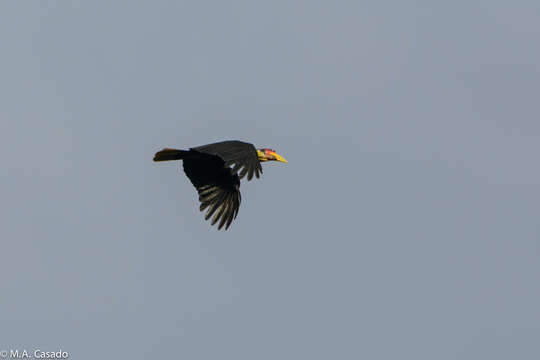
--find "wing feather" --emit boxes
[182,151,242,230]
[191,140,262,180]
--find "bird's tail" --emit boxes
[153,148,188,161]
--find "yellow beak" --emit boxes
[271,152,288,163]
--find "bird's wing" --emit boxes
[182,152,241,230]
[191,140,263,181]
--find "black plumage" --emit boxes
[153,140,284,230]
[192,141,262,181]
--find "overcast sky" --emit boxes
[2,1,540,359]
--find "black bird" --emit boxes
[153,140,287,230]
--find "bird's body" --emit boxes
[153,140,287,230]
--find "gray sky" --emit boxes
[2,1,540,359]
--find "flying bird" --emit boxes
[153,140,288,230]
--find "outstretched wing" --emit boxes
[191,140,263,180]
[182,152,241,230]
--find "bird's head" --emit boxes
[257,148,288,163]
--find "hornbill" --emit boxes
[153,140,287,230]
